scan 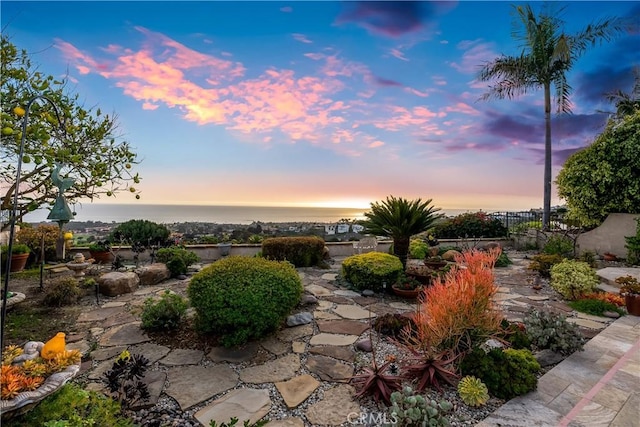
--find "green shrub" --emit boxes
[433,212,508,239]
[523,309,585,355]
[460,348,539,400]
[494,251,512,267]
[43,277,83,306]
[341,252,403,292]
[568,299,625,317]
[497,319,531,350]
[261,236,325,267]
[625,217,640,265]
[109,219,170,247]
[578,251,597,268]
[156,246,199,277]
[6,383,133,427]
[187,256,303,347]
[141,290,188,330]
[542,234,574,257]
[550,259,598,300]
[409,239,429,259]
[15,224,59,262]
[528,254,564,277]
[509,220,542,234]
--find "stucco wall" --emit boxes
[576,213,639,258]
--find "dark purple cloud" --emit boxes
[373,76,403,87]
[335,1,456,37]
[575,66,636,105]
[526,147,586,167]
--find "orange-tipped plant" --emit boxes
[407,248,503,356]
[582,292,625,307]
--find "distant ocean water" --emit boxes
[23,204,480,225]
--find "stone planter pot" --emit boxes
[624,294,640,316]
[218,243,232,257]
[392,286,423,299]
[424,260,448,270]
[89,250,113,265]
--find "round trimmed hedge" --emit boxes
[341,252,403,292]
[187,256,303,347]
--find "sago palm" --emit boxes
[360,196,440,268]
[477,4,623,230]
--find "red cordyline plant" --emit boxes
[394,249,503,392]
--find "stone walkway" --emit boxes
[64,255,636,426]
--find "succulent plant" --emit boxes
[457,375,489,407]
[386,386,453,427]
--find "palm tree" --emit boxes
[477,4,623,230]
[603,67,640,122]
[360,196,441,268]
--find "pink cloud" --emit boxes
[445,102,481,116]
[405,87,429,97]
[449,39,496,74]
[142,102,159,110]
[389,48,409,61]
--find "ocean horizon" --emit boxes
[23,204,517,225]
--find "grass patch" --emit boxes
[1,267,42,280]
[568,299,625,317]
[4,304,82,346]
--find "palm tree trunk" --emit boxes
[543,83,552,231]
[394,236,410,268]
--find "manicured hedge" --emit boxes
[261,236,325,267]
[342,252,403,292]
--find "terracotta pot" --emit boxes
[407,273,432,286]
[625,294,640,316]
[392,286,423,299]
[8,253,29,272]
[603,253,618,262]
[89,250,113,264]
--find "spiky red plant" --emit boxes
[350,358,403,405]
[402,348,460,392]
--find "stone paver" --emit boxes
[265,418,305,427]
[306,354,353,382]
[76,306,125,323]
[276,324,314,341]
[597,267,640,287]
[332,304,376,320]
[305,384,360,426]
[317,319,369,336]
[98,322,150,346]
[208,342,259,363]
[131,371,166,410]
[239,354,300,383]
[567,317,608,330]
[275,374,320,408]
[90,346,127,361]
[309,333,359,346]
[261,337,292,356]
[160,348,204,365]
[165,365,238,410]
[333,289,361,298]
[321,273,338,281]
[129,343,171,364]
[305,284,332,297]
[195,388,271,427]
[309,345,356,363]
[313,310,341,320]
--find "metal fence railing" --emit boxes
[487,210,581,236]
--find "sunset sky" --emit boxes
[2,1,639,212]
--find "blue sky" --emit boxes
[2,1,639,211]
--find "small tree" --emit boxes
[360,196,441,268]
[1,36,141,223]
[556,111,640,227]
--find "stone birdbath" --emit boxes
[65,253,92,278]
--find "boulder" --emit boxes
[98,272,139,296]
[482,241,502,251]
[442,250,461,261]
[135,263,171,286]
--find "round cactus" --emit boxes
[457,375,489,407]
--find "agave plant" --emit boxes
[350,357,403,405]
[360,196,441,268]
[402,347,460,392]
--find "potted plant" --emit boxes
[405,264,432,285]
[392,275,424,298]
[424,255,448,270]
[616,275,640,316]
[1,243,31,272]
[88,240,113,264]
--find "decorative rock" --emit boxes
[135,263,171,286]
[317,319,369,336]
[160,348,204,366]
[333,289,361,298]
[361,290,375,297]
[305,385,360,426]
[316,300,333,310]
[309,333,359,346]
[442,249,461,261]
[309,345,356,363]
[603,311,621,319]
[286,312,313,327]
[208,342,259,363]
[305,284,332,297]
[165,365,238,410]
[275,374,320,408]
[482,241,501,251]
[480,338,505,353]
[355,339,372,352]
[321,273,338,281]
[332,304,376,320]
[306,354,353,382]
[195,389,270,427]
[299,294,318,305]
[177,274,188,280]
[97,272,140,296]
[239,354,300,383]
[534,349,565,367]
